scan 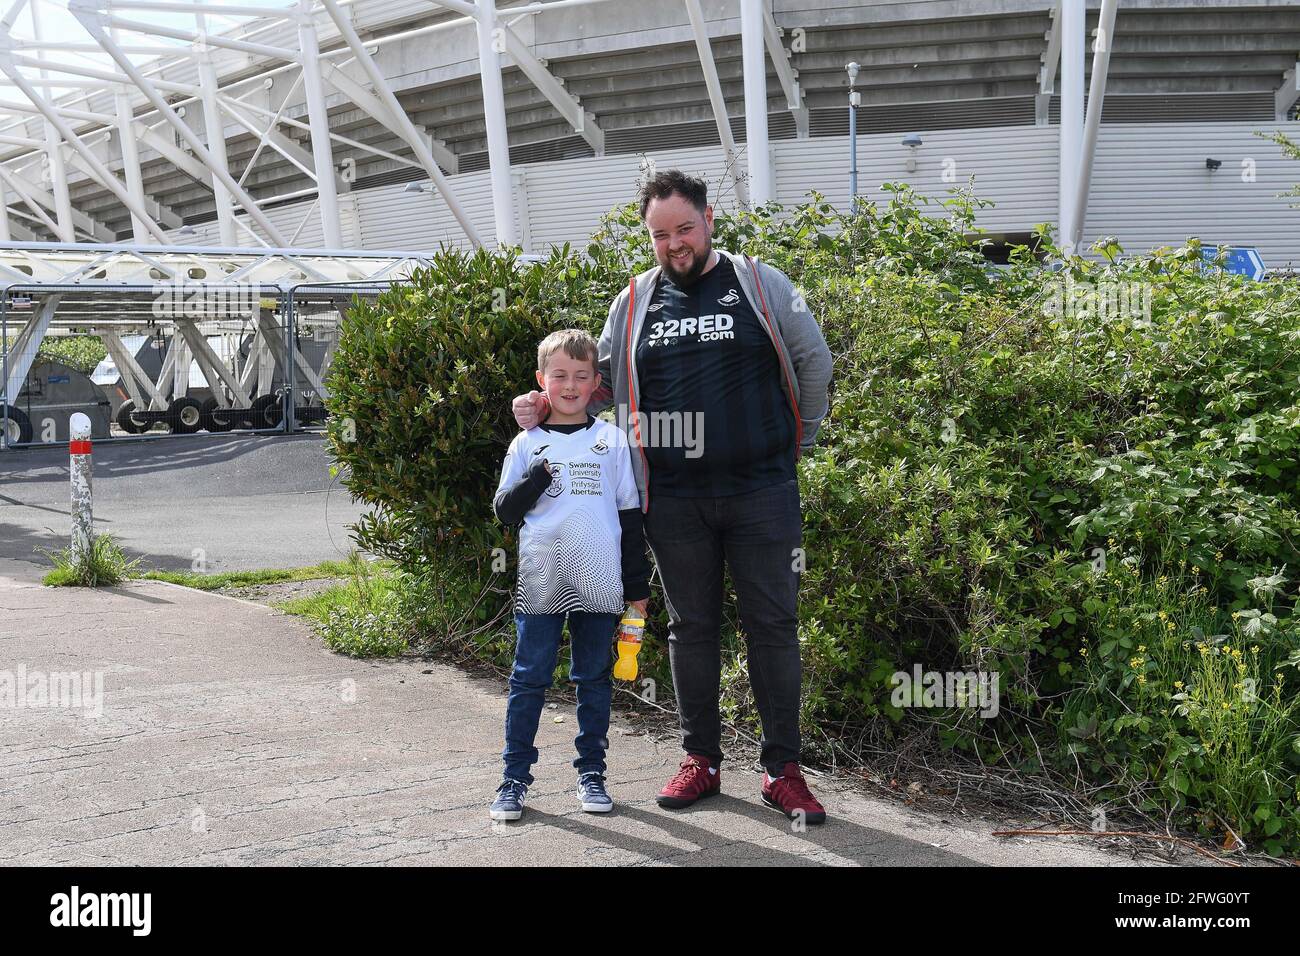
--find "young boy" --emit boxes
[490,329,650,820]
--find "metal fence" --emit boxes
[0,248,545,451]
[0,280,393,451]
[0,282,294,449]
[283,280,391,434]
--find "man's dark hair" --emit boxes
[637,169,708,220]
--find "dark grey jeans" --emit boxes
[644,477,803,775]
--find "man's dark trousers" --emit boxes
[644,477,803,773]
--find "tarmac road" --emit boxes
[0,432,365,582]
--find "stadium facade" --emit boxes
[0,0,1297,266]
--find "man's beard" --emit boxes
[662,244,712,286]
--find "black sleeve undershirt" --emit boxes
[495,415,650,603]
[492,455,553,526]
[618,507,650,603]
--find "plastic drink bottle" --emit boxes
[613,608,645,681]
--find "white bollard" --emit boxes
[69,412,93,563]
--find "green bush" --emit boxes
[326,188,1300,854]
[37,335,108,375]
[1062,557,1300,855]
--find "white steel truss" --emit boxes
[0,241,439,406]
[0,0,815,250]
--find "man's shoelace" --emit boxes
[579,773,607,795]
[770,774,816,804]
[667,760,707,789]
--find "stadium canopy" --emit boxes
[0,0,1294,255]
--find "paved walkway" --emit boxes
[0,573,1138,866]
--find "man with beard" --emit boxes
[512,169,833,822]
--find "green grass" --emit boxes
[41,533,141,587]
[276,555,408,657]
[138,558,383,591]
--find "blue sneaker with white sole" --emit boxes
[577,772,613,812]
[490,778,528,821]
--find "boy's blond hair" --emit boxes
[537,328,599,374]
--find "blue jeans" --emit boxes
[502,610,620,786]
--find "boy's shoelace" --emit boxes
[497,779,528,800]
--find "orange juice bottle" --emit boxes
[613,608,645,681]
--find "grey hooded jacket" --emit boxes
[586,249,833,513]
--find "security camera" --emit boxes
[1205,158,1222,171]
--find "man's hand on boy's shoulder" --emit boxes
[512,390,551,430]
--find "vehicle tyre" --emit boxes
[115,399,149,435]
[201,396,238,432]
[168,397,205,434]
[1,404,32,444]
[248,393,284,430]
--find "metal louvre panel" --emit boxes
[1047,93,1277,124]
[334,121,1300,269]
[1078,120,1300,265]
[774,124,1059,233]
[456,114,800,172]
[355,173,502,250]
[812,98,1037,135]
[459,135,597,174]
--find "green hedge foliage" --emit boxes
[326,187,1300,855]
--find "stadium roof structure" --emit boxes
[0,241,434,286]
[0,0,1294,253]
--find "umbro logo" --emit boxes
[647,301,665,312]
[719,289,740,306]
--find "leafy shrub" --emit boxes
[1063,557,1300,854]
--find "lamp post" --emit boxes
[847,62,860,204]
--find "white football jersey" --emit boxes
[496,418,639,614]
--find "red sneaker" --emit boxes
[761,763,827,824]
[655,754,721,809]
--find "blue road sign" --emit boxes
[1201,246,1266,280]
